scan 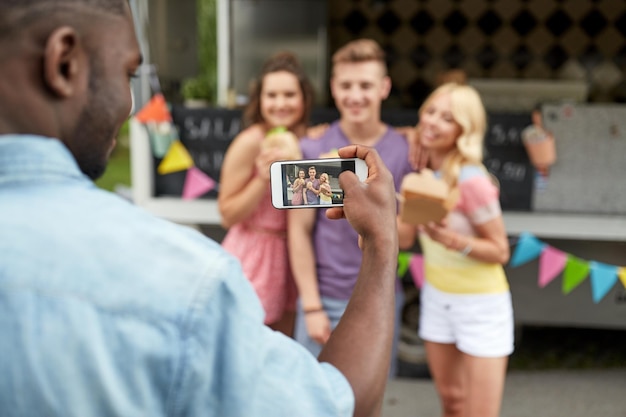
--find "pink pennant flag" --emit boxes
[409,254,424,289]
[182,167,216,200]
[538,246,567,288]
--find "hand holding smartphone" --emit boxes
[270,157,368,209]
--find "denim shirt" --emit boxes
[0,136,354,417]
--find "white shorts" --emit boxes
[419,282,514,357]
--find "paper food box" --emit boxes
[399,169,459,226]
[262,127,302,160]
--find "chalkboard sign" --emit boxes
[153,106,534,210]
[483,113,534,211]
[154,106,243,198]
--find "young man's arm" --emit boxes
[287,209,331,344]
[319,145,399,417]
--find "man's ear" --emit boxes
[380,76,391,100]
[43,26,85,98]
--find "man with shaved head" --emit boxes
[0,2,401,416]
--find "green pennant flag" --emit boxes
[562,255,590,294]
[397,252,412,278]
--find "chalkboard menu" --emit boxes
[154,107,534,210]
[154,105,242,198]
[483,113,534,211]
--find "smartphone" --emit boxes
[270,157,368,209]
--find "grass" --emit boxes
[95,124,131,192]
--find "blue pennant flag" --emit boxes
[589,262,619,304]
[509,232,546,268]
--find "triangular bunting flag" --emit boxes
[538,246,567,288]
[509,232,546,267]
[182,167,216,200]
[619,267,626,289]
[157,140,194,174]
[589,262,619,304]
[562,255,590,294]
[397,252,411,278]
[134,93,172,123]
[617,266,626,287]
[409,254,424,289]
[147,121,177,158]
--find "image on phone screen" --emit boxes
[272,158,361,209]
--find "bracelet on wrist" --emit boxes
[459,239,473,256]
[303,307,325,314]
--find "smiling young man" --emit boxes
[305,165,321,204]
[288,39,414,377]
[0,3,405,416]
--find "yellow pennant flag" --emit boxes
[619,267,626,288]
[157,140,194,174]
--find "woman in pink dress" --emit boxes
[291,169,306,205]
[219,52,315,335]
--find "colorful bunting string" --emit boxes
[398,232,626,305]
[134,94,218,200]
[508,232,626,304]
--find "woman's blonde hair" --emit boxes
[418,83,487,187]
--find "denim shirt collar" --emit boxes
[0,135,89,185]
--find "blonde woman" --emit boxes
[318,173,333,205]
[398,83,512,417]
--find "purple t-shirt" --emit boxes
[300,122,413,300]
[304,178,320,203]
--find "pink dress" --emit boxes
[221,181,297,324]
[291,180,304,205]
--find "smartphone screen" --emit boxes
[271,158,366,209]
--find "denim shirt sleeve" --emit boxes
[0,136,355,417]
[169,254,355,417]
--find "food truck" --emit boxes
[128,0,626,345]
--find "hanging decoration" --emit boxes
[133,94,217,199]
[398,231,626,304]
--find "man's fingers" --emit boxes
[337,169,359,194]
[337,144,379,170]
[325,207,345,220]
[337,145,388,184]
[336,145,358,159]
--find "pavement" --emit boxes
[382,368,626,417]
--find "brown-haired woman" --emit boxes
[219,51,315,336]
